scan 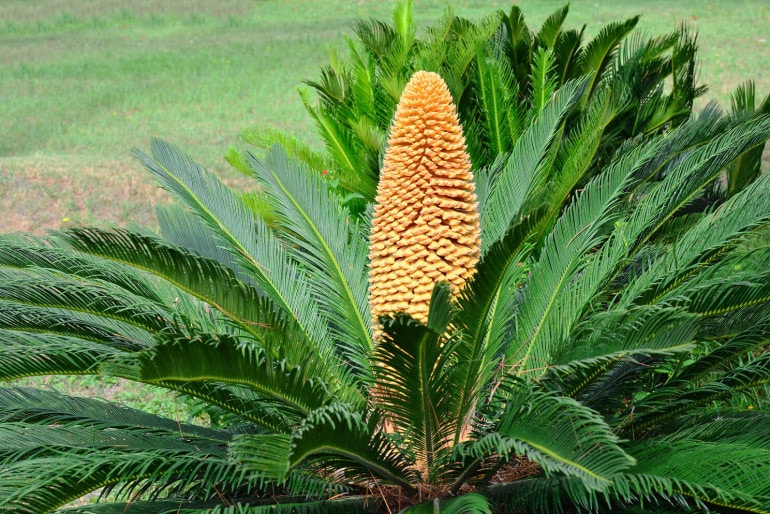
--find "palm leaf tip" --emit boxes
[368,71,481,329]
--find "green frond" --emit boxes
[497,5,533,96]
[486,476,586,514]
[155,204,257,282]
[441,11,503,97]
[0,233,164,303]
[135,138,336,356]
[541,88,621,220]
[626,115,770,253]
[631,353,770,432]
[0,450,247,513]
[373,284,457,475]
[229,433,293,484]
[680,313,770,380]
[510,126,648,376]
[452,214,541,445]
[670,25,702,113]
[480,78,583,252]
[620,171,770,308]
[535,5,568,49]
[62,228,264,316]
[0,301,153,350]
[673,251,770,319]
[0,421,227,464]
[63,495,375,513]
[205,497,377,514]
[472,389,635,491]
[552,28,584,83]
[625,441,770,512]
[530,47,558,114]
[547,305,699,399]
[486,471,748,513]
[60,227,287,345]
[725,81,770,198]
[350,16,398,61]
[471,43,520,162]
[206,497,377,514]
[239,127,333,174]
[657,410,770,449]
[0,387,240,513]
[231,404,415,489]
[299,88,377,199]
[393,0,415,44]
[0,330,123,380]
[578,16,639,101]
[402,493,492,514]
[104,332,358,419]
[61,500,226,513]
[245,147,373,376]
[0,387,220,439]
[0,267,173,333]
[344,42,386,136]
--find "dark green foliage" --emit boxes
[1,2,769,513]
[245,1,731,207]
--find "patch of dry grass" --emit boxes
[0,156,168,233]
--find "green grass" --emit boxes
[1,0,769,232]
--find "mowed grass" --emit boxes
[1,0,769,233]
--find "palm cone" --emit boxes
[368,71,481,333]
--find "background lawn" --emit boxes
[1,0,769,233]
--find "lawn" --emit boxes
[1,0,769,233]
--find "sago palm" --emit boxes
[1,59,770,512]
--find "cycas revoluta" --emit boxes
[2,6,770,514]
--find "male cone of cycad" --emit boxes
[368,71,481,331]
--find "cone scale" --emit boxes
[368,71,481,331]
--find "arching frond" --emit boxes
[626,115,770,254]
[546,305,699,399]
[0,330,123,380]
[60,227,293,349]
[135,139,335,354]
[452,214,539,445]
[535,5,568,49]
[0,234,164,303]
[631,353,770,432]
[0,301,153,350]
[578,16,639,101]
[509,126,646,376]
[480,79,583,251]
[619,171,770,307]
[245,147,373,375]
[238,126,333,174]
[104,332,359,418]
[624,441,770,512]
[0,268,173,334]
[471,389,635,491]
[231,403,415,489]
